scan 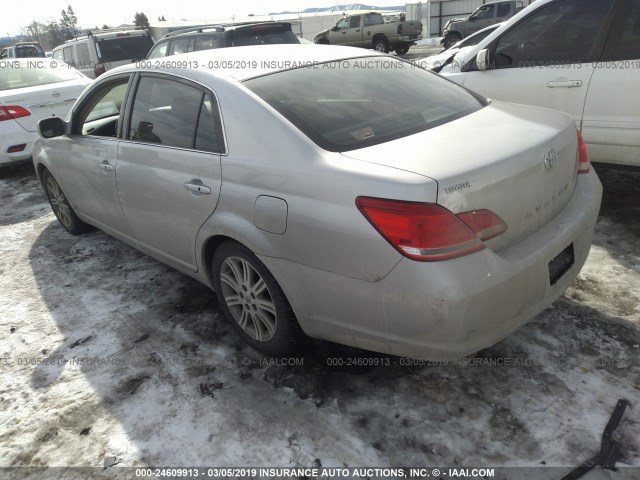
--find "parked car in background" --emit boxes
[0,42,47,59]
[34,45,601,359]
[52,28,154,79]
[147,22,300,59]
[439,0,640,168]
[424,23,505,71]
[441,1,525,48]
[314,12,422,54]
[0,59,90,167]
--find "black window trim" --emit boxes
[70,73,134,138]
[599,0,639,61]
[122,72,227,155]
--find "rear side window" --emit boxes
[245,57,486,152]
[98,35,153,62]
[128,76,224,153]
[53,49,63,60]
[492,0,613,67]
[497,3,511,17]
[76,43,91,65]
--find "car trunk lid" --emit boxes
[0,81,83,132]
[341,101,579,252]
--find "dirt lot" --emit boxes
[0,164,639,480]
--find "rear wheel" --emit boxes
[373,37,389,53]
[212,242,305,356]
[443,32,462,50]
[395,44,410,55]
[42,169,91,235]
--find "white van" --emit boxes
[52,28,154,79]
[439,0,640,168]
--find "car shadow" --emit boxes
[22,191,640,468]
[0,163,50,227]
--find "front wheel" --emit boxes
[373,38,389,53]
[443,32,462,50]
[42,169,91,235]
[212,242,305,356]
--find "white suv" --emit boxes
[439,0,640,168]
[52,28,154,79]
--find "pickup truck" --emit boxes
[314,12,422,54]
[441,1,525,49]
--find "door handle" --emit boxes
[184,181,211,195]
[342,31,347,34]
[547,80,582,88]
[356,29,361,32]
[99,161,114,172]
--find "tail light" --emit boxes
[94,63,106,77]
[356,197,507,262]
[0,106,31,121]
[576,129,590,174]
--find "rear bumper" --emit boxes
[260,170,602,359]
[0,121,34,165]
[398,35,422,42]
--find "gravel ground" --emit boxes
[0,163,639,480]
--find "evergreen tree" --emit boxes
[134,12,150,29]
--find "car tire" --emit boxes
[373,38,389,53]
[212,241,305,356]
[395,45,410,55]
[443,32,462,50]
[42,169,92,235]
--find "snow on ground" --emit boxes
[416,37,443,47]
[0,165,639,480]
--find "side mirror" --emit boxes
[476,49,489,71]
[331,25,338,32]
[39,117,67,138]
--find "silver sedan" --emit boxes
[33,45,602,359]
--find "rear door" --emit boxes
[452,0,615,129]
[582,0,640,166]
[116,74,224,272]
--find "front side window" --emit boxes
[336,18,349,30]
[53,49,63,60]
[129,76,203,150]
[492,0,613,68]
[472,5,495,20]
[148,42,168,59]
[245,57,486,152]
[168,38,193,56]
[74,79,129,136]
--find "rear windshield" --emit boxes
[15,46,46,58]
[227,25,299,46]
[244,57,486,151]
[0,63,82,90]
[98,35,153,62]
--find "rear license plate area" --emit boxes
[549,243,575,285]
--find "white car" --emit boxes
[1,59,91,166]
[439,0,640,168]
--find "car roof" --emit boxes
[106,44,384,82]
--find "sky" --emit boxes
[4,1,404,38]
